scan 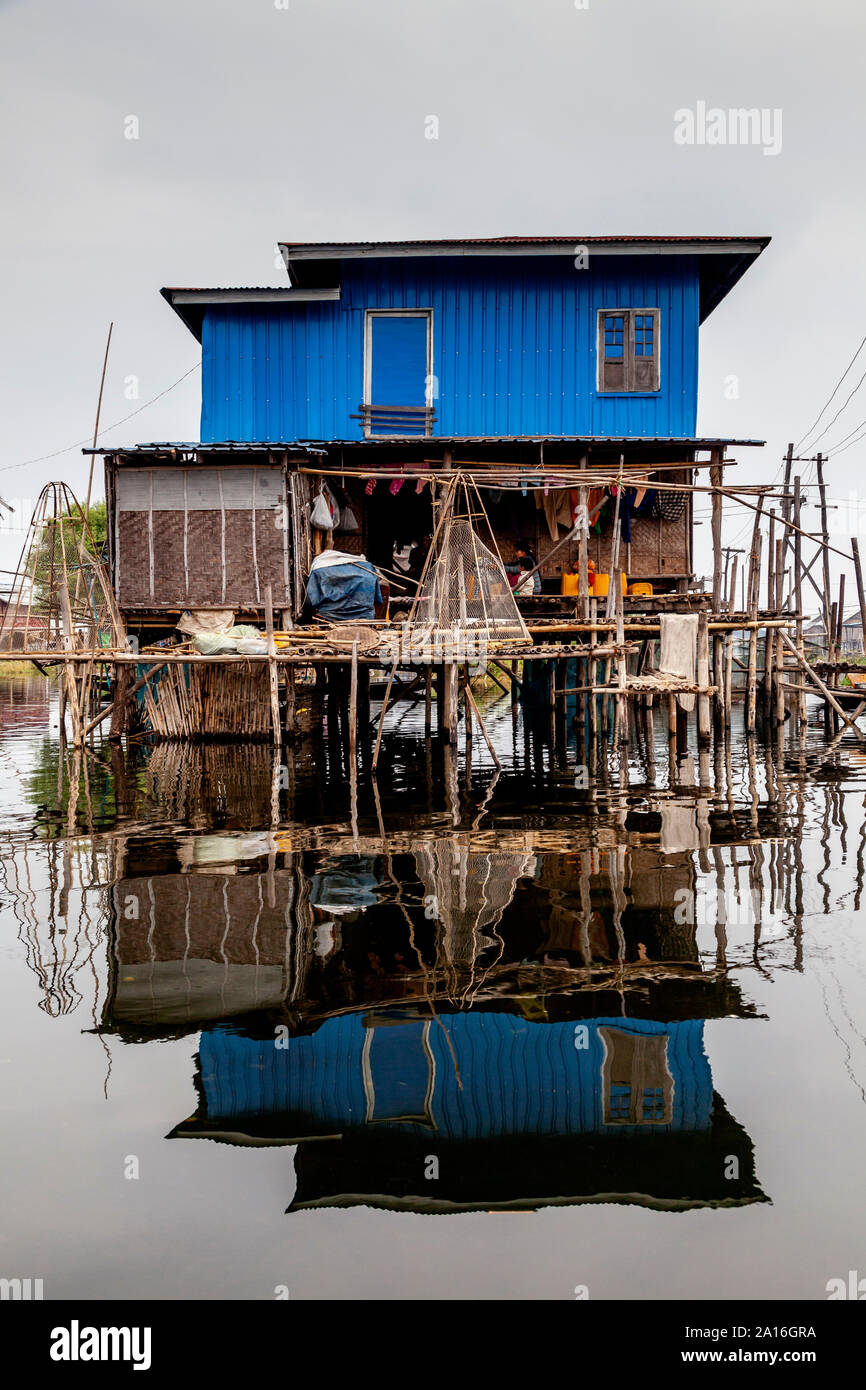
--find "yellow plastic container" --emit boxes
[628,582,653,596]
[592,572,627,598]
[561,572,581,596]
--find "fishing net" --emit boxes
[413,519,530,647]
[0,483,123,654]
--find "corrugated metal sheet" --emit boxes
[116,465,283,510]
[198,1013,713,1140]
[87,442,326,456]
[280,234,768,249]
[201,256,701,442]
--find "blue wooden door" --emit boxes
[367,313,429,435]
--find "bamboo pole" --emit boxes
[264,584,282,749]
[794,477,807,733]
[577,477,589,623]
[835,572,846,673]
[724,555,738,720]
[851,536,866,658]
[816,452,834,655]
[710,455,724,611]
[464,682,502,768]
[589,596,598,739]
[750,528,761,739]
[779,632,866,739]
[348,638,358,792]
[615,581,627,745]
[424,664,433,736]
[746,530,763,733]
[775,537,786,730]
[697,610,711,747]
[763,510,776,723]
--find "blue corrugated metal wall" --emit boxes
[198,1014,712,1139]
[200,256,700,441]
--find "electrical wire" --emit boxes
[0,361,201,475]
[801,364,866,453]
[796,332,866,451]
[826,421,866,461]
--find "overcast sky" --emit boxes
[1,0,864,607]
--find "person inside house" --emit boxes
[303,546,383,623]
[514,552,539,597]
[407,533,433,589]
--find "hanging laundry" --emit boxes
[535,487,573,541]
[619,486,638,544]
[659,613,698,713]
[389,478,404,496]
[587,487,606,534]
[364,477,377,496]
[653,490,687,521]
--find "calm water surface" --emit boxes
[1,674,865,1300]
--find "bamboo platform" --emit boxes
[6,449,866,755]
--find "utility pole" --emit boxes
[722,546,745,608]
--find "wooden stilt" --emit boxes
[763,509,776,723]
[710,454,724,612]
[348,639,358,771]
[851,535,866,668]
[464,682,502,768]
[775,537,786,730]
[440,662,457,744]
[816,451,833,658]
[424,664,433,736]
[795,477,807,734]
[779,631,866,739]
[724,555,738,723]
[746,530,763,733]
[615,582,627,746]
[264,585,282,750]
[697,610,711,747]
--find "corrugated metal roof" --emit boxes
[281,235,770,249]
[300,435,764,448]
[161,285,340,339]
[84,441,326,456]
[277,235,770,319]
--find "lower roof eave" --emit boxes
[302,434,764,449]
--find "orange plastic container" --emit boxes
[628,582,653,596]
[561,572,581,596]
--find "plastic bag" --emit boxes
[337,504,360,533]
[311,492,334,529]
[311,482,341,530]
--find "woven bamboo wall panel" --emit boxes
[117,508,290,608]
[533,513,688,582]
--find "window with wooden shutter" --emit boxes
[598,309,660,392]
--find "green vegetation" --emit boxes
[21,500,108,612]
[54,499,107,556]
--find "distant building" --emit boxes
[804,611,865,654]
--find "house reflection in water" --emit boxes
[100,821,768,1214]
[172,1010,765,1213]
